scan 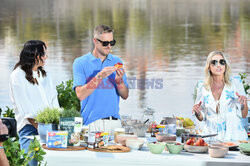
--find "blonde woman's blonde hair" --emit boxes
[204,51,231,90]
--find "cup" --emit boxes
[168,124,176,135]
[114,128,125,143]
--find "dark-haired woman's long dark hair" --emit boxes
[14,40,47,84]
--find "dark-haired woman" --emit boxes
[9,40,59,166]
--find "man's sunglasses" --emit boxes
[96,38,116,47]
[210,59,226,66]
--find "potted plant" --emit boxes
[59,108,82,146]
[56,79,80,111]
[36,107,61,143]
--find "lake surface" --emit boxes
[0,0,249,122]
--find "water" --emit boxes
[0,0,249,122]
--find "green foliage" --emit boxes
[3,137,46,166]
[36,107,61,124]
[56,79,80,111]
[61,108,81,118]
[239,73,250,96]
[1,106,15,118]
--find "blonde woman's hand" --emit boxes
[236,92,247,105]
[192,101,202,116]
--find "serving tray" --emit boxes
[42,144,86,151]
[87,145,130,153]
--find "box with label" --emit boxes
[59,117,83,146]
[46,131,68,148]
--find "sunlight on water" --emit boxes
[0,0,249,122]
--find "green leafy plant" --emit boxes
[61,108,81,118]
[36,107,61,124]
[239,73,250,96]
[56,79,80,111]
[3,137,46,166]
[2,106,15,118]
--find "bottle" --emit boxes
[151,123,157,137]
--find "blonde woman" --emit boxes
[192,51,248,141]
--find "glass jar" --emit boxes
[114,128,125,143]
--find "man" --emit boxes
[73,24,129,136]
[0,119,9,166]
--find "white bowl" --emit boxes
[184,144,208,153]
[209,146,227,158]
[126,139,144,150]
[209,144,229,154]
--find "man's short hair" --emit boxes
[94,24,113,38]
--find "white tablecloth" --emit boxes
[43,146,250,166]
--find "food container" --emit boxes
[114,128,125,143]
[126,139,144,150]
[176,128,185,137]
[167,124,176,135]
[147,142,165,154]
[156,133,176,142]
[208,146,227,158]
[70,132,81,146]
[117,134,137,146]
[133,124,148,137]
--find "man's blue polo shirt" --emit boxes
[73,52,128,125]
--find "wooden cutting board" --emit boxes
[87,145,130,153]
[42,144,86,151]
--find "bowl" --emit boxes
[184,144,208,153]
[239,143,250,152]
[164,141,176,151]
[117,134,137,146]
[208,146,227,158]
[209,144,229,154]
[126,139,144,150]
[166,143,184,154]
[156,133,176,142]
[147,142,165,154]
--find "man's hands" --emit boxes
[98,66,125,85]
[115,68,125,84]
[98,66,116,79]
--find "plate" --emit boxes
[220,142,239,151]
[184,126,195,129]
